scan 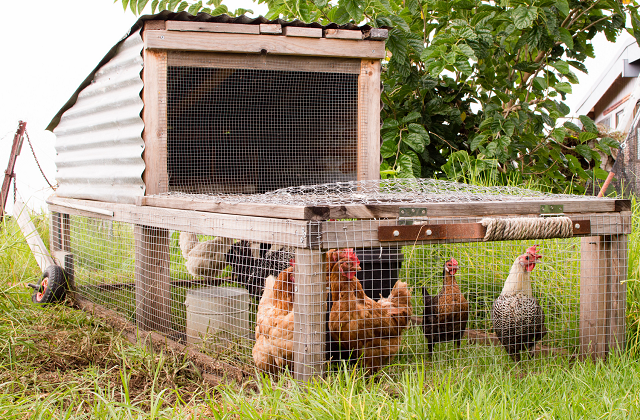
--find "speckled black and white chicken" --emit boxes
[491,245,545,362]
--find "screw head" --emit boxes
[426,229,432,236]
[575,223,580,229]
[393,230,400,237]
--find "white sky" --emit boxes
[0,0,631,214]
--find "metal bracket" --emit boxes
[540,204,564,216]
[398,207,427,226]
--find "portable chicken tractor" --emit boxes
[45,12,628,382]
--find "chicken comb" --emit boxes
[448,257,458,266]
[342,248,360,264]
[289,258,296,267]
[526,244,541,258]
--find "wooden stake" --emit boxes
[134,225,172,334]
[293,248,326,382]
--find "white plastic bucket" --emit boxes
[185,286,250,348]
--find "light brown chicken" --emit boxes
[327,249,413,372]
[252,265,295,374]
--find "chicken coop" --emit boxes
[45,12,629,382]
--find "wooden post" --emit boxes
[357,59,381,181]
[293,248,326,382]
[50,211,61,251]
[52,212,74,290]
[580,235,627,359]
[609,234,627,353]
[134,225,172,334]
[141,34,168,196]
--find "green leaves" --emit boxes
[512,6,538,30]
[115,0,634,193]
[579,115,599,134]
[404,124,430,153]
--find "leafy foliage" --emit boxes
[119,0,640,193]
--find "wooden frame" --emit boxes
[134,225,172,334]
[141,31,168,196]
[144,30,385,59]
[48,194,630,379]
[293,249,327,381]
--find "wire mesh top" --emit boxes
[158,178,603,206]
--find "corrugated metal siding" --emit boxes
[53,32,145,204]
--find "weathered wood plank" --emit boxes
[260,23,282,34]
[324,29,363,39]
[282,26,322,38]
[144,20,166,31]
[363,28,389,40]
[47,197,309,247]
[141,43,168,195]
[608,234,627,353]
[14,198,54,271]
[135,225,172,334]
[327,199,619,219]
[580,236,610,359]
[166,51,361,73]
[139,195,329,220]
[323,213,629,249]
[145,30,386,59]
[293,248,327,382]
[357,59,381,181]
[166,21,260,34]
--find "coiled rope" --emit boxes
[481,216,573,242]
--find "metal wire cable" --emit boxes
[24,129,55,190]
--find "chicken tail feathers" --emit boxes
[179,231,199,259]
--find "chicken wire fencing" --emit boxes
[162,52,366,195]
[52,207,628,377]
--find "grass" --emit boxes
[1,201,640,418]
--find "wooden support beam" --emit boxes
[144,30,386,59]
[47,196,310,247]
[323,213,630,249]
[358,59,381,181]
[141,40,168,196]
[378,220,591,242]
[293,248,326,382]
[579,235,627,360]
[166,21,260,34]
[135,225,172,334]
[139,195,330,220]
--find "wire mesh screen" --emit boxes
[165,53,363,194]
[60,209,627,377]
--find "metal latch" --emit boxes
[398,207,427,225]
[540,204,564,216]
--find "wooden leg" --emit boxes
[135,225,172,334]
[293,248,327,382]
[580,235,627,360]
[50,211,61,251]
[608,234,627,353]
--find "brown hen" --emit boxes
[252,265,295,374]
[327,249,413,372]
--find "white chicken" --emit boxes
[179,232,234,281]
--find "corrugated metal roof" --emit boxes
[46,11,379,132]
[53,32,145,204]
